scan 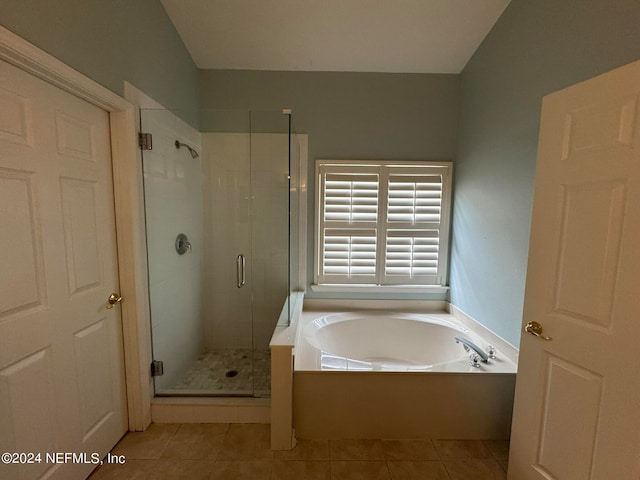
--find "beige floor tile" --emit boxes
[112,424,180,459]
[87,459,157,479]
[484,440,510,461]
[161,423,229,460]
[387,461,450,480]
[100,426,514,480]
[330,461,391,480]
[274,439,330,461]
[208,460,272,480]
[147,459,216,480]
[217,423,273,460]
[272,460,330,480]
[433,440,492,460]
[444,460,507,480]
[329,439,386,461]
[382,440,439,461]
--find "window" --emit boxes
[314,160,452,289]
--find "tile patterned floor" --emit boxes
[88,423,509,479]
[161,349,271,396]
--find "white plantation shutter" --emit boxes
[316,161,451,287]
[323,173,379,223]
[385,230,439,281]
[384,172,445,285]
[323,229,377,278]
[387,175,442,224]
[318,168,379,284]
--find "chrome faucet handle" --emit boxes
[468,352,482,368]
[485,345,497,359]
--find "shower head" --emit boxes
[175,140,200,159]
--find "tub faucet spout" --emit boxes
[455,336,489,366]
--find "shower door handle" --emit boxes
[236,254,246,288]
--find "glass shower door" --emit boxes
[201,109,255,396]
[141,107,291,397]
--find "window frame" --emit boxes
[313,159,452,290]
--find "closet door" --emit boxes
[0,59,127,480]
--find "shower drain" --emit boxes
[225,370,239,378]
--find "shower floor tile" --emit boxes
[162,349,270,396]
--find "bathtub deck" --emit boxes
[291,301,517,440]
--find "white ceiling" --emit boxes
[160,0,510,74]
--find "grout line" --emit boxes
[102,428,509,479]
[384,459,393,479]
[441,460,454,480]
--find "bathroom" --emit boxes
[0,0,639,479]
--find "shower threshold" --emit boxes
[151,395,271,424]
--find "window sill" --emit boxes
[310,284,450,294]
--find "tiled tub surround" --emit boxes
[293,300,517,440]
[88,423,509,479]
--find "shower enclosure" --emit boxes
[140,108,297,397]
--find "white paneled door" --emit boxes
[508,61,640,478]
[0,60,127,480]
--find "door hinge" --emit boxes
[150,360,164,377]
[138,132,153,150]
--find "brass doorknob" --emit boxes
[107,292,123,309]
[524,321,552,341]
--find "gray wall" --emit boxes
[450,0,640,347]
[199,70,460,299]
[0,0,199,112]
[7,0,637,345]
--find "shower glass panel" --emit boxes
[286,116,301,325]
[141,108,291,397]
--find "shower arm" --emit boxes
[175,140,200,158]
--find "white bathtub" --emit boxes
[292,301,517,439]
[296,310,516,373]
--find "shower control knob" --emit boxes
[175,233,192,255]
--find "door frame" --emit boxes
[0,26,152,431]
